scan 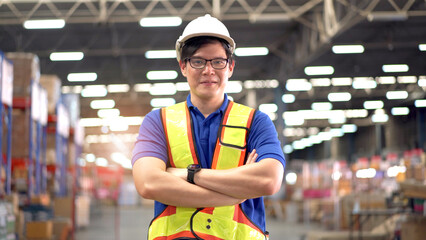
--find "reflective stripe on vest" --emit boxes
[149,101,266,240]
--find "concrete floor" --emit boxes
[74,203,323,240]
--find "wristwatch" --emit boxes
[187,164,201,184]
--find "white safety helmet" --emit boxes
[175,14,236,62]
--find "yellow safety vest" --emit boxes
[148,101,268,240]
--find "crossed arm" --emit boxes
[132,150,284,208]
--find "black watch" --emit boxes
[187,164,201,184]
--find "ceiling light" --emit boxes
[328,112,346,124]
[225,81,243,93]
[108,117,129,132]
[304,66,334,76]
[150,98,176,108]
[345,109,368,118]
[149,83,177,95]
[386,91,408,100]
[107,84,130,93]
[310,78,331,87]
[50,52,84,61]
[318,132,332,141]
[419,44,426,51]
[80,118,103,127]
[363,100,384,109]
[146,70,178,80]
[391,107,409,116]
[382,64,409,73]
[311,102,332,111]
[235,47,269,56]
[95,157,108,167]
[283,145,293,154]
[134,83,151,92]
[372,113,389,123]
[309,135,322,144]
[259,103,278,113]
[67,72,97,82]
[397,76,417,83]
[330,128,344,137]
[286,79,312,91]
[341,124,357,133]
[23,19,65,29]
[282,94,295,103]
[331,77,352,86]
[367,12,407,22]
[90,99,115,109]
[415,99,426,107]
[176,82,190,91]
[139,16,182,27]
[61,85,82,94]
[97,108,120,118]
[284,118,304,126]
[145,50,176,59]
[332,45,364,54]
[328,92,351,102]
[352,77,377,89]
[376,76,396,84]
[81,85,107,97]
[419,76,426,87]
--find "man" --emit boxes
[132,14,285,240]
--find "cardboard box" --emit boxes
[52,218,71,240]
[31,194,51,207]
[401,217,426,240]
[39,74,62,115]
[5,52,40,97]
[26,220,53,239]
[53,197,73,218]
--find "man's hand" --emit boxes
[246,149,258,165]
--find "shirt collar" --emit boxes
[186,93,229,114]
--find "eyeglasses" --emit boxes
[185,57,229,70]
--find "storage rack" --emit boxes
[0,52,13,195]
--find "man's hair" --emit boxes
[180,36,234,64]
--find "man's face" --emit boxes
[179,41,234,102]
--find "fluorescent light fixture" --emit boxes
[310,78,331,87]
[243,79,279,89]
[332,45,364,54]
[372,109,388,123]
[266,112,277,121]
[285,172,297,185]
[345,109,368,118]
[376,76,396,84]
[386,90,408,100]
[173,82,189,91]
[419,76,426,87]
[139,16,182,27]
[387,166,406,178]
[367,12,407,22]
[150,98,176,108]
[50,52,84,61]
[328,92,351,102]
[356,168,377,179]
[363,100,384,109]
[108,117,129,132]
[235,47,269,56]
[292,140,306,150]
[286,79,312,91]
[415,99,426,107]
[382,64,409,73]
[67,72,97,82]
[331,77,352,86]
[147,70,178,80]
[282,94,295,103]
[259,103,278,113]
[391,107,409,116]
[397,76,417,83]
[90,99,115,109]
[134,83,151,92]
[225,81,243,93]
[283,145,293,154]
[311,102,332,111]
[145,50,176,59]
[149,83,177,95]
[419,44,426,51]
[328,112,346,124]
[304,66,334,76]
[284,117,304,126]
[107,84,130,93]
[309,135,322,144]
[97,108,120,118]
[318,131,332,141]
[81,85,107,97]
[80,118,103,127]
[23,19,65,29]
[330,128,344,137]
[352,77,377,89]
[341,124,357,133]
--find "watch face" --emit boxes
[188,164,201,170]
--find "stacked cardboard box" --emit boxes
[39,74,62,115]
[5,52,40,97]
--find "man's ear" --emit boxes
[179,60,187,77]
[228,60,235,78]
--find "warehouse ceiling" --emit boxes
[1,0,426,156]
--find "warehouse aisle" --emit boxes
[75,203,322,240]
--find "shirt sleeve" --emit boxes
[131,109,168,166]
[248,110,286,168]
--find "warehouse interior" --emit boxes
[0,0,426,239]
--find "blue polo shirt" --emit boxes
[132,94,286,232]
